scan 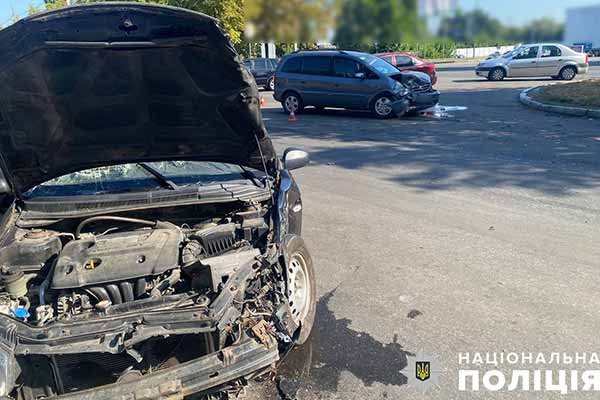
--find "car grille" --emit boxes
[410,83,432,93]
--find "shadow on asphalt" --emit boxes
[274,289,413,399]
[263,87,600,196]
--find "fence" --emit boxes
[237,42,519,60]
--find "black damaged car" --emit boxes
[0,4,316,399]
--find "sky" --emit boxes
[458,0,600,25]
[2,0,600,29]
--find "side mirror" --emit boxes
[282,148,309,171]
[354,72,366,79]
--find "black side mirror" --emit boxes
[282,148,309,171]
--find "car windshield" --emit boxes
[24,161,257,198]
[354,53,399,75]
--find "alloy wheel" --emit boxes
[374,97,393,117]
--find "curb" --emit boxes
[519,86,600,118]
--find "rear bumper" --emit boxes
[578,64,589,74]
[52,340,279,400]
[410,90,440,110]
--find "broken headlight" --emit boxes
[393,81,409,97]
[0,343,17,397]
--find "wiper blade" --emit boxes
[137,163,180,191]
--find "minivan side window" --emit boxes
[333,57,362,78]
[281,57,302,73]
[301,56,332,76]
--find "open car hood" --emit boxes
[0,3,276,195]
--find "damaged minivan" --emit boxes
[0,4,316,399]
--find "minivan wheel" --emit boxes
[265,77,275,91]
[285,235,316,345]
[282,92,303,114]
[559,66,576,81]
[371,94,396,119]
[488,67,505,81]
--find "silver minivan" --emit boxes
[476,43,589,81]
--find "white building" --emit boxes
[565,5,600,47]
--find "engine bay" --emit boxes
[0,203,270,327]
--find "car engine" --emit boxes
[0,206,270,327]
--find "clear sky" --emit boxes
[2,0,600,28]
[458,0,600,25]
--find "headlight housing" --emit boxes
[0,342,17,397]
[393,82,409,97]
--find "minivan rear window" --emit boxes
[301,56,331,75]
[282,58,302,73]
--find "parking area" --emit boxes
[248,62,600,399]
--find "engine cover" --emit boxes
[52,228,183,289]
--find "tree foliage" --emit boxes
[334,0,425,47]
[244,0,331,43]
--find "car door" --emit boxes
[394,55,415,72]
[537,45,563,76]
[329,57,375,109]
[507,46,540,77]
[298,56,334,107]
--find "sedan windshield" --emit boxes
[24,161,258,198]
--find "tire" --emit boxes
[282,92,304,114]
[284,235,316,345]
[265,77,275,91]
[488,67,505,81]
[370,94,396,119]
[559,66,576,81]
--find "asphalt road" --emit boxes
[246,62,600,399]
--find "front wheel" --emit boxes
[370,94,396,119]
[559,66,576,81]
[488,67,505,81]
[265,77,275,91]
[285,235,316,345]
[282,92,304,114]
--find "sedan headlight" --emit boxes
[0,343,17,397]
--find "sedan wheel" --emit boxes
[267,77,275,91]
[285,235,316,345]
[488,68,505,81]
[288,254,311,326]
[559,66,576,81]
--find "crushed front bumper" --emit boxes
[51,340,278,400]
[391,98,411,116]
[410,90,440,111]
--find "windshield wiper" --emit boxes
[137,163,180,191]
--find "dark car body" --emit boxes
[273,50,439,118]
[243,58,278,90]
[0,4,315,399]
[375,52,438,85]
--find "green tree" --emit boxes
[438,10,564,44]
[334,0,424,47]
[245,0,331,43]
